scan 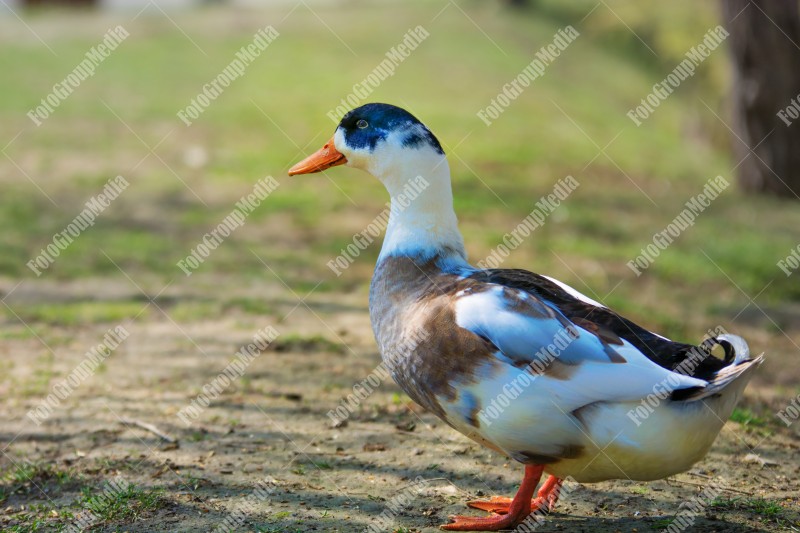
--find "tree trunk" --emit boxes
[721,0,800,198]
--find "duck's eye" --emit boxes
[356,119,369,129]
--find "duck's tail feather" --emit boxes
[700,333,751,365]
[677,334,763,402]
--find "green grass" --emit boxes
[1,461,79,489]
[0,471,166,532]
[711,497,796,526]
[729,407,774,438]
[270,334,346,354]
[0,294,275,330]
[0,1,798,344]
[77,482,165,522]
[224,297,274,316]
[2,300,146,326]
[730,407,769,427]
[650,517,675,529]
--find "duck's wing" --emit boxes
[452,279,708,409]
[442,270,762,470]
[469,268,731,381]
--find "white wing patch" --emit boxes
[542,275,673,342]
[455,285,614,365]
[542,275,607,308]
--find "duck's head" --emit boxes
[288,103,445,188]
[289,103,466,263]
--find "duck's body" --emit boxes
[289,103,762,530]
[370,252,756,484]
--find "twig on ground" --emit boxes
[667,478,751,495]
[120,418,177,443]
[405,477,474,496]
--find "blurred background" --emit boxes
[2,0,798,378]
[1,1,799,531]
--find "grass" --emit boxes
[0,1,797,351]
[730,407,774,437]
[77,482,165,523]
[650,517,675,528]
[1,462,80,491]
[2,300,146,326]
[224,297,274,316]
[730,407,769,427]
[269,334,346,354]
[0,295,276,327]
[310,460,333,470]
[0,470,166,532]
[711,497,796,526]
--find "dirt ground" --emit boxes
[1,276,799,533]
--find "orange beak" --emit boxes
[288,136,347,176]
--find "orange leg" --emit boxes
[536,475,564,511]
[465,474,563,514]
[441,465,552,531]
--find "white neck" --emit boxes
[375,148,468,266]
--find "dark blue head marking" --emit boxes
[338,103,444,155]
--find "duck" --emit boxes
[288,103,763,531]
